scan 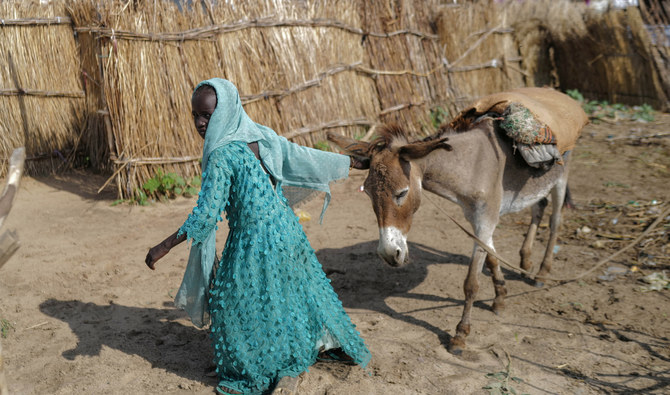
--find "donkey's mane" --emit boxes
[369,123,410,153]
[421,123,458,142]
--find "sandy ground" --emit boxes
[0,115,669,394]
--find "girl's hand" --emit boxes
[350,156,370,170]
[145,244,170,270]
[145,230,186,270]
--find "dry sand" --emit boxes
[0,115,669,394]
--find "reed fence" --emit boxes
[1,0,668,199]
[0,1,86,177]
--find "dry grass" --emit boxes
[1,0,667,199]
[65,0,454,199]
[436,0,526,107]
[503,0,667,108]
[0,1,86,176]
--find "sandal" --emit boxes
[316,348,356,365]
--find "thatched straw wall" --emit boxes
[554,6,668,108]
[502,0,587,89]
[502,0,668,109]
[362,1,453,130]
[0,1,86,177]
[634,0,670,107]
[436,1,526,107]
[2,0,669,199]
[66,0,455,199]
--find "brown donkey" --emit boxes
[328,121,570,354]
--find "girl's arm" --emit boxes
[145,230,187,270]
[277,136,351,184]
[144,148,232,270]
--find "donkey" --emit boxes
[328,121,570,354]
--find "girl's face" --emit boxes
[191,90,217,139]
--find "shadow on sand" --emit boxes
[317,240,473,347]
[38,240,505,388]
[31,170,119,201]
[39,299,217,387]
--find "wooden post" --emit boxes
[0,231,19,272]
[0,148,25,230]
[0,147,26,395]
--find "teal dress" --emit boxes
[179,142,370,394]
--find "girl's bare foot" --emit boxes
[216,385,242,394]
[316,348,355,365]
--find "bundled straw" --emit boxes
[0,1,86,176]
[2,0,668,199]
[436,0,526,106]
[65,0,456,199]
[502,0,668,109]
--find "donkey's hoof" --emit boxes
[448,344,463,356]
[533,280,545,288]
[448,337,466,356]
[491,302,505,315]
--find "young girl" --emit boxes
[145,78,370,394]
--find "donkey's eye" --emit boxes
[394,188,409,206]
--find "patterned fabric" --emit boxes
[174,78,350,329]
[499,102,556,145]
[196,78,350,218]
[179,142,370,394]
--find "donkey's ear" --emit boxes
[326,132,371,158]
[398,137,452,161]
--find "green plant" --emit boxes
[314,140,331,152]
[582,100,602,116]
[565,89,656,122]
[143,169,201,200]
[429,106,450,129]
[483,351,528,395]
[109,169,202,206]
[566,89,584,103]
[603,181,630,188]
[134,188,150,206]
[632,103,655,122]
[1,318,14,338]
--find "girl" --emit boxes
[145,78,370,394]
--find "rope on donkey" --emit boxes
[422,192,670,284]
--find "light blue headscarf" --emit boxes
[174,78,350,327]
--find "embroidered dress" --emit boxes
[178,142,370,394]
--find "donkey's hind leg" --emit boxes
[519,198,548,273]
[535,178,568,287]
[485,254,507,314]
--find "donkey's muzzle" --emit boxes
[377,227,409,267]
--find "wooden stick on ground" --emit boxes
[0,337,6,395]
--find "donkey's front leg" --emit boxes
[449,217,499,355]
[448,245,487,355]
